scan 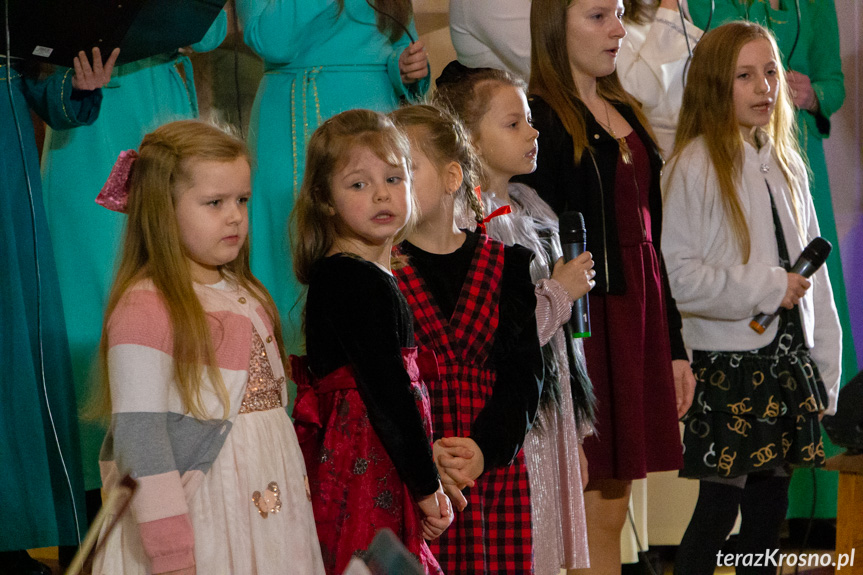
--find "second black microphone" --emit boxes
[559,211,591,338]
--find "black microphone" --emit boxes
[559,211,591,338]
[750,236,832,334]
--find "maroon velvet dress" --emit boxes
[581,131,683,481]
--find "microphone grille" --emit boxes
[802,237,832,266]
[559,211,585,233]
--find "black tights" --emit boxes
[674,471,791,575]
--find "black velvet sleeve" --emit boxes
[470,244,544,469]
[306,256,440,497]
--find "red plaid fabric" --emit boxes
[396,235,533,574]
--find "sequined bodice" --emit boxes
[239,329,284,414]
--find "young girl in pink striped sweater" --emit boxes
[91,120,325,575]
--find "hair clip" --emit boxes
[96,149,138,213]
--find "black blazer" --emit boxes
[517,94,686,360]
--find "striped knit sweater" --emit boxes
[98,278,286,573]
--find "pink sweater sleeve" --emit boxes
[139,515,196,573]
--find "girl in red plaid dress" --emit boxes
[390,104,544,574]
[289,109,454,575]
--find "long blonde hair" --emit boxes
[291,109,415,286]
[390,103,485,226]
[96,120,286,420]
[529,0,655,164]
[669,21,803,263]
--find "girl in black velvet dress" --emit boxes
[289,109,453,575]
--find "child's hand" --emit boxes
[435,437,484,484]
[672,359,696,418]
[418,482,453,540]
[399,41,428,85]
[551,254,596,302]
[432,441,470,511]
[71,47,120,91]
[780,272,811,309]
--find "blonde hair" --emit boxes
[669,21,804,263]
[390,104,485,225]
[291,109,416,286]
[96,120,286,420]
[528,0,656,164]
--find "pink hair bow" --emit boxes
[96,149,138,213]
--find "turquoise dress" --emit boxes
[690,0,853,519]
[0,64,100,551]
[237,0,429,350]
[40,12,227,492]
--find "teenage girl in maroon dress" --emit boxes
[391,105,544,574]
[518,0,696,571]
[289,109,452,575]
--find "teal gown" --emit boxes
[237,0,429,351]
[0,64,100,551]
[40,12,227,492]
[690,0,854,518]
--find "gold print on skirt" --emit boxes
[690,418,711,439]
[763,395,781,418]
[801,442,818,462]
[779,370,798,391]
[727,397,753,415]
[799,397,818,413]
[710,371,730,391]
[751,444,778,467]
[816,437,825,458]
[751,370,765,388]
[727,416,752,437]
[718,447,737,476]
[252,481,283,518]
[782,432,792,457]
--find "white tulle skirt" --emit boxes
[93,408,325,575]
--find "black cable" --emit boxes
[786,0,802,64]
[793,467,818,575]
[4,0,82,546]
[704,0,716,33]
[676,0,695,91]
[365,0,415,44]
[229,0,243,136]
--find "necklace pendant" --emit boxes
[618,138,633,165]
[760,163,770,173]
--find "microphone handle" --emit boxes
[561,240,591,338]
[750,256,818,334]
